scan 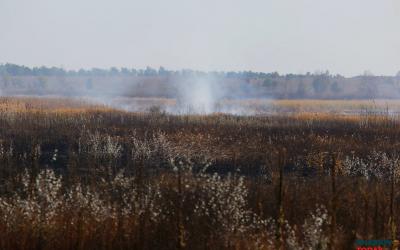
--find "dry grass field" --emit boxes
[103,96,400,115]
[0,97,399,249]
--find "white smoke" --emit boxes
[175,76,224,114]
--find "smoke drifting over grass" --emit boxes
[175,76,224,114]
[85,74,269,115]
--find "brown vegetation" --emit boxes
[0,97,399,249]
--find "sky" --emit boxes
[0,0,399,76]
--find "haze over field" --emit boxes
[0,0,399,76]
[2,1,400,249]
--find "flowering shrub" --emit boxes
[0,98,399,249]
[342,151,400,180]
[79,131,122,159]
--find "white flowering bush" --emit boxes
[342,151,400,180]
[79,130,122,159]
[0,141,14,159]
[193,173,259,234]
[0,168,165,236]
[284,205,329,250]
[0,169,63,230]
[108,171,163,221]
[302,205,329,250]
[63,183,115,224]
[0,163,343,249]
[131,130,173,168]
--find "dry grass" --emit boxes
[0,96,115,113]
[0,97,398,249]
[104,97,400,114]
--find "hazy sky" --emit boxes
[0,0,399,76]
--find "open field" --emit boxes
[0,97,399,249]
[4,96,400,114]
[93,96,400,115]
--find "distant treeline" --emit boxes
[1,63,400,99]
[0,63,285,78]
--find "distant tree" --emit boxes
[395,71,400,89]
[121,68,130,75]
[137,69,144,76]
[50,67,66,76]
[330,81,341,94]
[38,66,51,76]
[158,66,169,76]
[295,80,307,98]
[385,77,395,85]
[110,67,119,75]
[11,78,23,88]
[130,68,138,76]
[263,78,278,89]
[285,74,296,80]
[181,69,194,77]
[35,76,48,92]
[91,68,108,76]
[363,70,374,77]
[314,70,330,77]
[312,76,328,94]
[67,70,77,76]
[226,71,238,78]
[144,66,157,76]
[360,71,377,99]
[1,75,10,88]
[2,63,31,75]
[86,78,93,90]
[78,69,88,76]
[269,72,280,78]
